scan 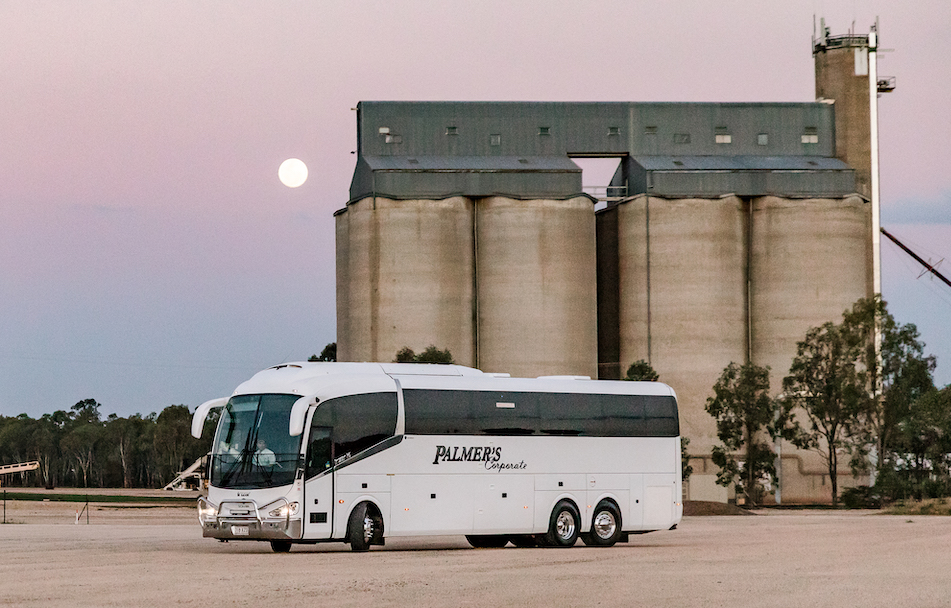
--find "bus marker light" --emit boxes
[338,500,345,504]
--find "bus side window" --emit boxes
[306,427,333,477]
[307,393,398,470]
[332,392,398,458]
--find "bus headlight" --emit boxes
[268,502,299,518]
[197,499,218,523]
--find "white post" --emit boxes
[868,23,883,489]
[868,25,882,297]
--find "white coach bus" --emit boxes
[191,362,682,552]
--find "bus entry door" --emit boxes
[302,426,334,539]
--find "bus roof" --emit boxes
[232,362,675,400]
[232,362,486,397]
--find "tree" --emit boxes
[706,362,797,506]
[681,437,693,483]
[782,322,864,506]
[30,416,60,488]
[308,343,337,362]
[624,360,659,381]
[60,399,104,487]
[891,385,951,499]
[153,405,198,486]
[105,414,151,489]
[393,345,454,364]
[842,296,935,480]
[62,422,102,487]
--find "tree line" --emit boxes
[0,399,217,489]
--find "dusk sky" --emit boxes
[3,1,949,419]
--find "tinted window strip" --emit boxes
[403,389,679,437]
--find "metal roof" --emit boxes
[348,101,856,202]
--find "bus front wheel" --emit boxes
[347,502,381,552]
[545,500,580,548]
[269,540,292,553]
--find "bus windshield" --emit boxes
[210,394,301,489]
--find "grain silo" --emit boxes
[338,72,877,503]
[476,196,597,378]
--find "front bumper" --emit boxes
[199,497,302,541]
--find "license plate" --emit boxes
[232,526,249,536]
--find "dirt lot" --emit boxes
[2,495,950,608]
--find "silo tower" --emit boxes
[814,18,894,294]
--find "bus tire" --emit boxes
[269,540,292,553]
[347,502,377,552]
[585,500,622,547]
[465,535,509,548]
[545,500,580,548]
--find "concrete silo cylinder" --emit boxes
[615,195,747,475]
[335,196,475,365]
[475,196,597,378]
[750,195,871,379]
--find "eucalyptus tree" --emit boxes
[394,345,454,364]
[893,386,951,498]
[782,322,865,506]
[624,360,659,381]
[706,362,799,506]
[61,400,104,487]
[308,343,337,362]
[841,296,935,479]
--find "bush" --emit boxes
[841,485,881,509]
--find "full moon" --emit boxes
[278,158,308,188]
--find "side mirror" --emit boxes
[289,395,318,437]
[191,397,228,439]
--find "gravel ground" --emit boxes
[1,499,950,608]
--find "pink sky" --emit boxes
[2,1,949,417]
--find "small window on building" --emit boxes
[385,134,402,144]
[490,134,501,146]
[715,128,731,144]
[446,126,458,136]
[757,133,769,146]
[538,126,551,136]
[609,126,621,136]
[645,126,657,135]
[802,128,819,144]
[673,133,691,144]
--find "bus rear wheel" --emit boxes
[545,500,580,547]
[582,501,622,547]
[465,535,509,548]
